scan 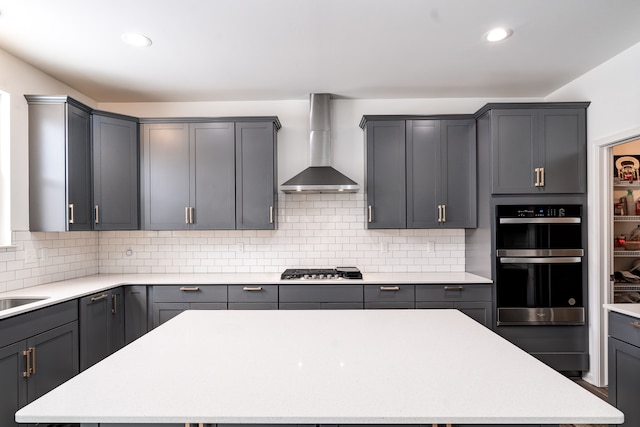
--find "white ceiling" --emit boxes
[1,0,640,103]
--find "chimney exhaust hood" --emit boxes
[280,94,359,193]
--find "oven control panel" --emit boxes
[498,205,582,218]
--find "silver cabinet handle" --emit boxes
[90,293,108,302]
[380,286,400,291]
[269,206,273,224]
[437,205,442,222]
[243,286,263,291]
[368,205,373,223]
[23,348,32,378]
[94,205,99,224]
[630,321,640,329]
[540,167,545,187]
[185,207,190,224]
[68,203,75,224]
[444,286,464,291]
[111,293,118,314]
[442,204,446,222]
[179,286,200,292]
[31,346,36,375]
[534,167,540,186]
[500,257,581,264]
[190,207,194,224]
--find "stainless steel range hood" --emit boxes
[280,94,359,193]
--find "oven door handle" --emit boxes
[500,257,582,264]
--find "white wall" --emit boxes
[546,40,640,386]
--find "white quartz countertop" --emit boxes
[0,272,491,319]
[15,309,622,425]
[604,303,640,319]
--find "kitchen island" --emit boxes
[15,309,622,426]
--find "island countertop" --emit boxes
[0,272,491,320]
[604,303,640,319]
[16,309,622,425]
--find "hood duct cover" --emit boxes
[280,94,359,193]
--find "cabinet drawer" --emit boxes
[228,285,278,303]
[365,284,414,303]
[279,285,363,303]
[415,284,491,302]
[609,311,640,347]
[152,285,227,303]
[0,300,78,348]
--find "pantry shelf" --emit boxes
[614,250,640,257]
[614,216,640,222]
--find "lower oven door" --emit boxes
[496,252,584,325]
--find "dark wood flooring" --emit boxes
[560,380,608,427]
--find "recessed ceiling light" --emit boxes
[484,27,513,42]
[121,32,152,47]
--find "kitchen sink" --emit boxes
[0,297,48,310]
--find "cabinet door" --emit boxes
[110,288,125,354]
[152,302,190,328]
[79,292,111,370]
[235,122,276,230]
[142,123,191,230]
[455,301,492,328]
[67,103,93,230]
[490,109,537,194]
[191,123,236,229]
[92,114,139,230]
[365,120,406,228]
[124,286,148,344]
[609,336,640,426]
[538,108,586,194]
[406,120,440,228]
[440,119,476,228]
[26,321,79,402]
[0,341,27,427]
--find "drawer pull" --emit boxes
[179,286,200,292]
[380,286,400,291]
[630,321,640,329]
[243,286,263,291]
[444,286,464,291]
[91,294,109,302]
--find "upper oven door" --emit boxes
[496,205,583,250]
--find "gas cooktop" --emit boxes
[280,267,362,280]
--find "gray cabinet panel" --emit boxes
[26,321,79,402]
[365,120,406,228]
[142,123,191,230]
[191,122,236,229]
[415,284,491,302]
[365,301,415,309]
[406,120,440,228]
[92,113,139,230]
[279,284,363,303]
[609,311,640,347]
[152,302,190,327]
[538,109,586,194]
[235,121,277,230]
[456,301,493,326]
[124,285,148,344]
[228,285,278,303]
[364,284,415,303]
[609,336,640,427]
[228,302,278,310]
[26,96,93,231]
[153,285,227,303]
[279,302,363,310]
[0,341,27,427]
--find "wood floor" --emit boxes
[560,379,609,427]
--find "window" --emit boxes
[0,90,10,246]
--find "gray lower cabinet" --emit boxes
[478,104,588,195]
[150,285,227,328]
[361,116,476,229]
[79,288,125,370]
[416,284,492,327]
[608,310,640,426]
[364,284,415,309]
[228,284,278,310]
[124,285,148,344]
[0,301,79,427]
[92,111,140,230]
[26,95,93,231]
[279,284,364,309]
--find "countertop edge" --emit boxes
[604,303,640,319]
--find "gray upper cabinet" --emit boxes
[364,120,407,229]
[92,112,139,230]
[235,121,278,230]
[407,119,476,228]
[362,116,476,229]
[26,95,93,231]
[141,119,279,230]
[484,104,588,194]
